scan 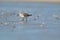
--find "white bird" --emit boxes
[17,12,32,22]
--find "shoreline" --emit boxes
[0,1,60,4]
[0,2,60,5]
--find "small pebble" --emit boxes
[0,22,3,25]
[34,18,37,20]
[40,22,45,28]
[4,22,9,25]
[37,15,40,18]
[53,14,60,19]
[18,21,25,24]
[34,15,41,21]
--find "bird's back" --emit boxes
[23,13,32,17]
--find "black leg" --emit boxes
[22,17,24,21]
[26,17,27,22]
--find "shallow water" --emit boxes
[0,2,60,40]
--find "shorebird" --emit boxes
[17,12,32,22]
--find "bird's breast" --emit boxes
[20,14,24,17]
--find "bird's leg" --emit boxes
[25,17,27,22]
[22,17,24,21]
